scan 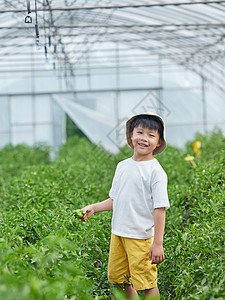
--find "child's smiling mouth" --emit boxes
[138,142,148,148]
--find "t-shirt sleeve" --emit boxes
[109,164,119,200]
[151,169,170,209]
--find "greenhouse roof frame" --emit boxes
[2,1,225,12]
[1,0,225,95]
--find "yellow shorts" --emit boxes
[108,234,157,291]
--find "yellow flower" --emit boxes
[192,141,201,157]
[184,154,196,167]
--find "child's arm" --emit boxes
[81,197,113,221]
[149,207,166,264]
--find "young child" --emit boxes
[81,112,170,299]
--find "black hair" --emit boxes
[130,115,163,139]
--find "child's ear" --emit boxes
[157,138,162,148]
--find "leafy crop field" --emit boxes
[0,131,224,300]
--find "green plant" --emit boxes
[0,132,224,299]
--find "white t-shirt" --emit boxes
[109,157,169,239]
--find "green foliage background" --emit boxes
[0,130,224,300]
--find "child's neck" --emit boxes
[132,152,155,161]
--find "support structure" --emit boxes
[202,76,208,134]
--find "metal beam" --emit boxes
[0,47,223,59]
[1,23,225,29]
[0,32,221,40]
[0,1,225,13]
[0,87,162,97]
[0,40,218,48]
[0,61,176,70]
[0,54,223,72]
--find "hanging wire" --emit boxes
[48,35,51,47]
[48,3,51,48]
[35,0,39,46]
[25,0,32,24]
[43,0,48,60]
[27,0,31,14]
[53,44,57,70]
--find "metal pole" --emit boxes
[56,59,67,146]
[31,45,36,144]
[8,95,12,145]
[86,50,91,90]
[158,55,163,116]
[115,42,121,149]
[202,76,207,133]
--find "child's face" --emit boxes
[130,126,161,160]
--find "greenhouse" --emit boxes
[0,1,224,300]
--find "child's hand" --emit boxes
[81,205,95,221]
[149,243,164,265]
